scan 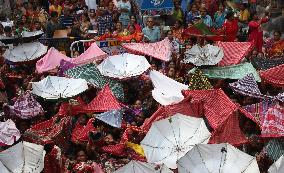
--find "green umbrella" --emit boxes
[265,138,284,161]
[64,64,124,101]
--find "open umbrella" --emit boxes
[141,113,211,169]
[3,42,47,63]
[64,64,124,101]
[269,155,284,173]
[150,70,188,105]
[0,119,21,146]
[183,44,224,66]
[178,143,260,173]
[97,53,150,79]
[113,160,173,173]
[32,76,88,99]
[0,141,45,173]
[95,109,123,128]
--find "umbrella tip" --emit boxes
[221,147,227,153]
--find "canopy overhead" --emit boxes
[3,42,47,63]
[32,76,88,100]
[141,113,211,169]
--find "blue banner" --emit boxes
[140,0,174,10]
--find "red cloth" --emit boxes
[183,89,238,130]
[58,97,86,117]
[141,97,199,131]
[209,112,248,145]
[260,64,284,87]
[127,23,142,32]
[71,118,97,143]
[222,18,238,42]
[261,104,284,137]
[71,162,104,173]
[217,41,253,66]
[101,143,126,156]
[248,21,263,52]
[79,85,121,113]
[44,146,66,173]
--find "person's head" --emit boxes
[150,63,157,71]
[134,100,142,109]
[128,25,135,34]
[251,49,258,58]
[34,21,41,30]
[168,61,176,69]
[116,21,123,31]
[50,11,59,22]
[130,15,137,24]
[174,20,182,29]
[89,9,96,17]
[76,150,88,162]
[191,4,198,13]
[167,67,176,78]
[251,12,259,21]
[77,114,88,125]
[97,6,106,16]
[200,7,207,17]
[174,1,180,9]
[147,17,154,28]
[73,19,80,28]
[63,8,71,16]
[4,26,12,37]
[167,30,173,40]
[273,31,281,41]
[108,1,114,11]
[21,15,27,23]
[23,2,28,9]
[226,11,234,21]
[257,52,264,58]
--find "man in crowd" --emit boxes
[142,17,161,43]
[45,11,64,38]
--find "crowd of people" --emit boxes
[0,0,284,173]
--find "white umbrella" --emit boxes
[0,141,46,173]
[183,44,224,66]
[32,76,88,99]
[21,30,44,38]
[269,155,284,173]
[178,143,260,173]
[3,42,47,62]
[141,113,211,169]
[150,70,188,105]
[114,160,173,173]
[97,53,150,79]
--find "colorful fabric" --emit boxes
[8,91,44,119]
[268,40,284,57]
[0,119,21,146]
[251,57,284,71]
[260,64,284,87]
[229,73,265,99]
[265,138,284,161]
[96,109,123,128]
[261,104,284,138]
[217,42,253,67]
[198,62,261,82]
[58,59,76,77]
[64,64,124,101]
[80,85,121,113]
[71,118,96,143]
[189,68,213,90]
[71,161,104,173]
[122,38,172,61]
[126,142,145,156]
[182,24,224,41]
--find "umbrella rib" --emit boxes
[241,158,256,173]
[154,124,176,146]
[32,83,58,98]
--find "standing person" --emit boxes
[222,11,238,42]
[59,8,74,28]
[266,31,284,58]
[49,0,62,16]
[142,17,161,43]
[45,11,64,38]
[186,3,199,25]
[107,1,119,23]
[89,9,97,30]
[238,3,250,25]
[248,13,269,53]
[127,15,141,32]
[214,4,226,29]
[117,0,131,28]
[173,0,184,23]
[200,7,213,27]
[96,6,113,36]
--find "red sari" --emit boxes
[248,18,269,52]
[223,18,238,42]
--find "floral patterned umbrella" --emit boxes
[64,64,124,101]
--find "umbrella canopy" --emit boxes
[7,91,44,119]
[217,42,253,67]
[0,141,45,173]
[97,53,150,79]
[141,113,211,169]
[64,64,124,101]
[3,42,47,63]
[0,119,21,146]
[122,38,172,61]
[260,64,284,87]
[95,109,123,128]
[178,143,260,173]
[265,139,284,162]
[269,155,284,173]
[113,160,173,173]
[32,76,88,99]
[150,70,188,105]
[183,44,224,66]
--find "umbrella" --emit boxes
[3,42,47,63]
[113,160,173,173]
[0,31,44,44]
[95,109,123,128]
[141,113,211,169]
[64,64,124,101]
[32,76,88,99]
[178,143,260,173]
[183,44,224,66]
[265,139,284,161]
[0,119,21,146]
[97,53,150,79]
[150,70,188,106]
[0,141,45,173]
[269,155,284,173]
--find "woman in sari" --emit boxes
[266,31,284,58]
[172,20,184,43]
[222,11,238,42]
[213,4,226,29]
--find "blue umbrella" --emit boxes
[95,109,123,128]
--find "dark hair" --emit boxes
[50,11,58,18]
[4,26,12,33]
[82,13,90,21]
[274,30,282,36]
[226,11,234,19]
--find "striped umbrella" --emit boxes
[64,64,124,101]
